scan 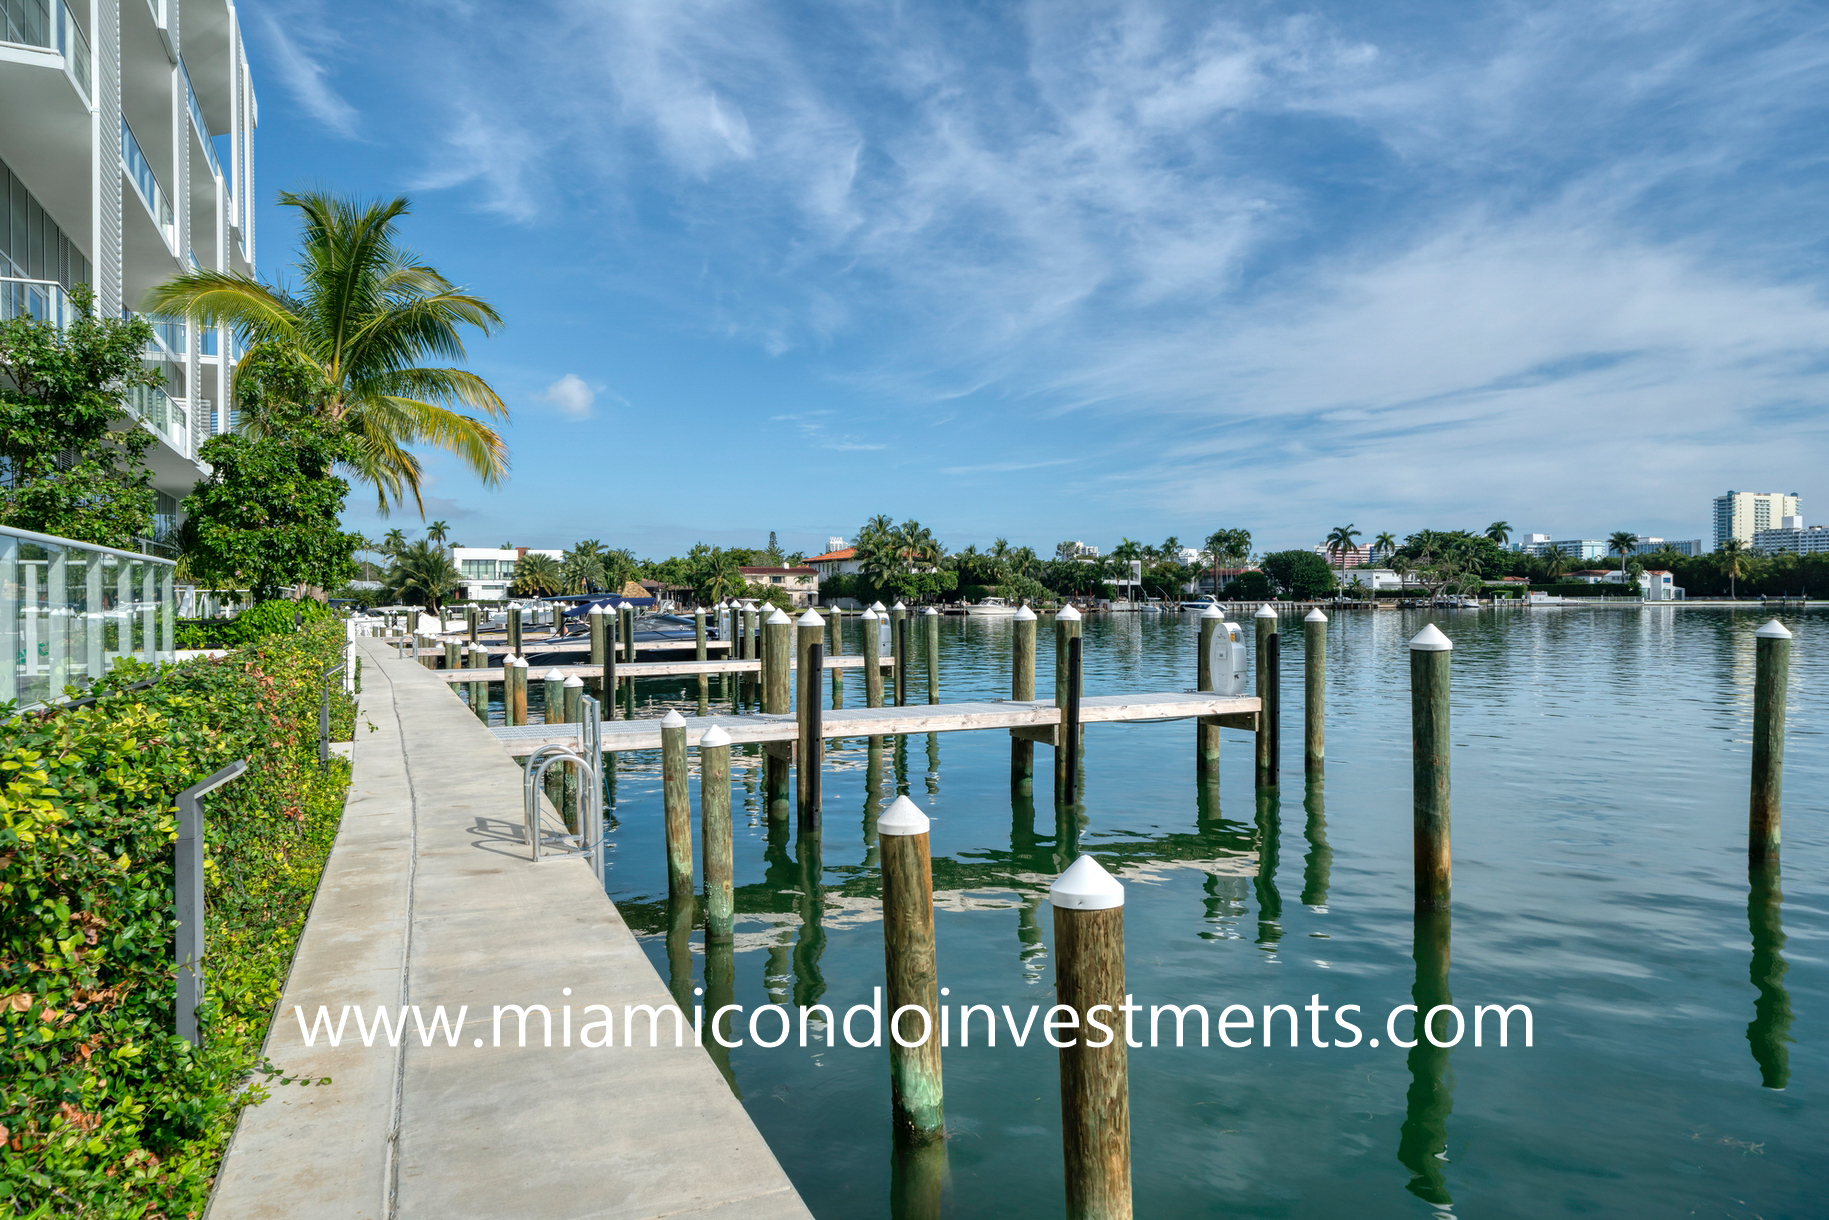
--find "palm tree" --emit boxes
[1373,531,1397,563]
[1539,548,1569,582]
[1325,524,1362,569]
[426,519,451,544]
[145,190,509,514]
[1718,538,1749,599]
[384,539,460,613]
[1485,521,1512,546]
[382,528,407,557]
[561,548,608,594]
[512,553,563,596]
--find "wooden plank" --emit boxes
[490,694,1261,757]
[435,655,892,683]
[1202,711,1259,731]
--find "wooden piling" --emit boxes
[1254,605,1277,787]
[879,795,944,1143]
[1409,624,1452,913]
[468,644,488,721]
[863,608,885,708]
[1012,605,1037,787]
[1196,605,1222,776]
[764,608,793,822]
[466,604,479,644]
[508,605,522,655]
[506,655,528,726]
[602,616,618,721]
[924,606,940,704]
[1051,855,1131,1220]
[589,605,608,676]
[700,724,734,941]
[1054,605,1082,800]
[695,608,708,662]
[620,603,636,663]
[890,602,907,701]
[562,675,584,825]
[661,710,693,902]
[828,606,844,709]
[543,669,565,726]
[1751,619,1792,862]
[1064,636,1084,804]
[444,639,460,672]
[797,611,825,829]
[1304,609,1326,775]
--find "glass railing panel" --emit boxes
[56,0,89,98]
[181,63,221,177]
[1,525,178,708]
[0,276,71,328]
[2,0,51,49]
[118,117,173,239]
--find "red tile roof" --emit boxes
[806,547,857,562]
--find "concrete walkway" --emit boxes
[208,639,813,1220]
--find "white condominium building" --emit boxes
[1714,491,1800,550]
[1752,518,1829,556]
[2,0,259,546]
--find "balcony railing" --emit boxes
[0,524,178,710]
[123,382,188,447]
[2,0,91,98]
[119,116,174,241]
[1,276,72,328]
[180,61,221,178]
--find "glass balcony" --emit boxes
[0,275,71,328]
[0,524,178,709]
[2,0,91,98]
[181,62,221,178]
[119,116,174,240]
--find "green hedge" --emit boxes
[174,598,337,650]
[0,625,354,1216]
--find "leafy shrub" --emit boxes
[1221,571,1275,600]
[0,625,353,1216]
[174,598,337,650]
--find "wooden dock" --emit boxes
[488,692,1260,757]
[434,654,892,683]
[427,636,735,656]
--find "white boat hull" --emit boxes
[963,605,1018,617]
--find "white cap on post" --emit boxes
[766,607,792,625]
[1306,608,1328,622]
[1409,623,1453,651]
[798,609,825,627]
[1756,619,1793,640]
[563,674,584,688]
[1050,854,1124,911]
[699,724,731,748]
[661,709,686,728]
[1255,604,1277,618]
[1014,606,1036,621]
[862,608,879,621]
[922,606,938,616]
[1200,604,1222,619]
[893,601,907,611]
[871,601,887,612]
[1057,605,1081,622]
[589,605,604,617]
[877,795,931,837]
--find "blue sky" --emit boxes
[244,0,1829,558]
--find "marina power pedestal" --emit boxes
[1209,621,1249,695]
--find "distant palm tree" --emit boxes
[1325,524,1362,569]
[561,549,608,593]
[1485,521,1512,546]
[1607,531,1639,589]
[385,539,460,613]
[512,553,563,596]
[1717,538,1749,599]
[1373,531,1397,562]
[1539,548,1569,582]
[383,528,407,556]
[426,520,451,544]
[146,190,508,514]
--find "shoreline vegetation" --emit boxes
[0,622,354,1217]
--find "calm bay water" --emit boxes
[600,607,1826,1219]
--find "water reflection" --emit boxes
[890,1135,948,1219]
[665,894,695,1012]
[1746,861,1793,1089]
[1398,911,1455,1207]
[1252,787,1282,951]
[794,832,828,1010]
[1301,778,1331,910]
[705,934,739,1093]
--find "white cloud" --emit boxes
[538,374,598,420]
[256,9,359,138]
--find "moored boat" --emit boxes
[963,597,1020,617]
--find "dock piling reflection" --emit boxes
[1747,861,1793,1089]
[1398,910,1455,1207]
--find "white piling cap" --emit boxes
[1200,604,1222,619]
[1756,619,1793,639]
[1057,604,1081,621]
[1306,608,1328,622]
[922,606,939,616]
[862,608,879,620]
[870,601,887,612]
[589,604,605,616]
[1409,623,1453,651]
[1255,604,1277,618]
[798,609,826,627]
[877,795,931,837]
[766,607,793,625]
[1050,854,1124,911]
[563,674,584,687]
[699,724,731,748]
[1014,606,1036,621]
[511,655,530,668]
[893,601,907,611]
[661,709,686,728]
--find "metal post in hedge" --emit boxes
[176,759,249,1045]
[320,661,348,763]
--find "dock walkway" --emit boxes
[433,654,892,682]
[206,638,812,1220]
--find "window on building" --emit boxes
[461,560,497,579]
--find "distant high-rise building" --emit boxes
[1714,491,1800,550]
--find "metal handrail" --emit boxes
[318,662,347,762]
[175,759,247,1045]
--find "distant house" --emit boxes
[806,547,864,578]
[740,565,820,607]
[1598,568,1683,600]
[1568,570,1614,584]
[453,546,562,601]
